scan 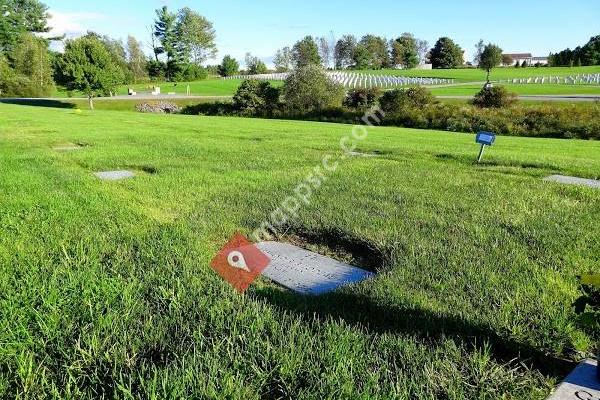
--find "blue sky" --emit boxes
[44,0,600,66]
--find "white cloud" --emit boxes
[46,10,106,39]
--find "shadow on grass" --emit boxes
[252,287,576,379]
[0,99,76,109]
[279,225,389,274]
[435,153,560,171]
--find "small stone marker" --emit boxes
[256,242,375,295]
[544,175,600,189]
[547,359,600,400]
[94,170,135,181]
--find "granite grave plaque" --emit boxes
[256,242,375,295]
[547,359,600,400]
[544,175,600,189]
[94,170,136,181]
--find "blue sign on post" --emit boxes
[475,131,496,163]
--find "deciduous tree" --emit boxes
[291,36,321,68]
[10,32,53,94]
[58,36,125,109]
[273,46,292,72]
[479,43,503,82]
[126,35,148,83]
[245,53,267,75]
[358,34,389,69]
[429,37,464,69]
[391,33,419,69]
[334,35,357,69]
[218,55,239,77]
[176,7,216,65]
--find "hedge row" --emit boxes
[182,101,599,140]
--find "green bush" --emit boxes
[381,102,600,140]
[343,88,381,110]
[472,86,518,108]
[174,64,208,82]
[378,86,437,114]
[282,65,345,114]
[232,80,279,116]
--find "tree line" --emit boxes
[0,1,217,102]
[217,34,466,77]
[549,35,600,67]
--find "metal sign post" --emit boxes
[475,132,496,163]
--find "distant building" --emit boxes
[502,53,548,66]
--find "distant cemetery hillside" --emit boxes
[1,0,599,100]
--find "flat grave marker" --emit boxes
[547,359,600,400]
[94,170,136,181]
[544,175,600,189]
[256,242,375,295]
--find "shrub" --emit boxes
[380,102,599,140]
[378,86,437,114]
[472,86,518,108]
[343,88,382,110]
[282,65,345,114]
[181,101,235,116]
[232,80,280,116]
[174,64,208,82]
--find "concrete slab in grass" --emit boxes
[544,175,600,189]
[547,359,600,400]
[94,170,135,181]
[256,242,375,295]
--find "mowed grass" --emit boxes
[356,66,600,82]
[0,103,599,398]
[53,79,282,98]
[0,97,231,112]
[431,83,600,97]
[49,67,600,99]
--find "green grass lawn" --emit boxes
[0,97,231,112]
[53,79,282,98]
[356,66,600,82]
[1,103,599,398]
[430,83,600,96]
[49,67,600,99]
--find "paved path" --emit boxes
[437,95,600,102]
[2,94,599,103]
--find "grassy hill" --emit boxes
[0,103,598,398]
[430,83,600,96]
[49,67,600,99]
[355,65,600,82]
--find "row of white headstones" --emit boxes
[224,72,600,88]
[223,72,455,89]
[497,73,600,85]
